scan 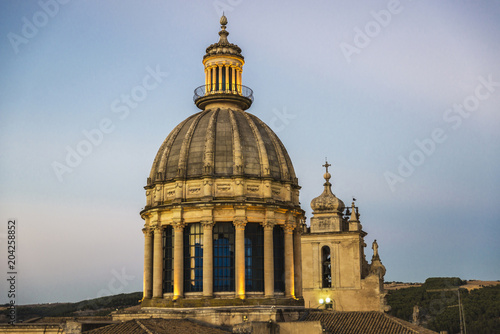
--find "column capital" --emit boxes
[172,221,186,231]
[202,220,215,229]
[151,225,164,234]
[142,226,154,236]
[283,223,295,233]
[260,220,276,229]
[233,219,247,230]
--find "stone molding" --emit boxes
[144,177,299,210]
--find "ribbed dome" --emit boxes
[148,107,297,185]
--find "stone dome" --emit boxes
[148,107,298,185]
[310,173,345,214]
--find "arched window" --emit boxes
[273,225,285,292]
[184,223,203,292]
[245,223,264,292]
[163,225,174,293]
[322,246,331,288]
[213,222,235,292]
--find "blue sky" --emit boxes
[1,0,499,304]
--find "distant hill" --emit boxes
[384,278,500,291]
[386,278,500,334]
[0,292,142,323]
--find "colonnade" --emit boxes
[142,220,302,300]
[204,63,242,94]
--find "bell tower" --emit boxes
[301,162,389,311]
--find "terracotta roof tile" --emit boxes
[302,311,437,334]
[83,318,231,334]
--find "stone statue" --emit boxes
[372,240,379,258]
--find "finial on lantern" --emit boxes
[220,13,228,26]
[218,14,229,43]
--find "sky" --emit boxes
[0,0,499,305]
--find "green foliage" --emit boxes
[0,292,142,322]
[387,278,500,334]
[424,277,465,290]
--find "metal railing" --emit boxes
[193,84,254,103]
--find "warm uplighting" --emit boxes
[319,298,324,304]
[325,297,331,304]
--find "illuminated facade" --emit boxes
[140,15,305,307]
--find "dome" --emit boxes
[148,108,297,184]
[140,16,304,307]
[310,172,345,214]
[144,107,301,208]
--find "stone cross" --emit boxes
[322,160,331,173]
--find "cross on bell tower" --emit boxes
[323,160,331,173]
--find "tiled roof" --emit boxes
[83,318,231,334]
[26,316,112,323]
[302,311,437,334]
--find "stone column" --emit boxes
[263,221,275,297]
[225,65,229,91]
[218,65,223,91]
[202,220,214,297]
[205,68,208,90]
[152,225,164,298]
[293,225,303,297]
[173,223,185,299]
[238,70,243,94]
[284,223,295,297]
[234,219,247,299]
[210,66,215,92]
[143,227,153,299]
[232,66,236,92]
